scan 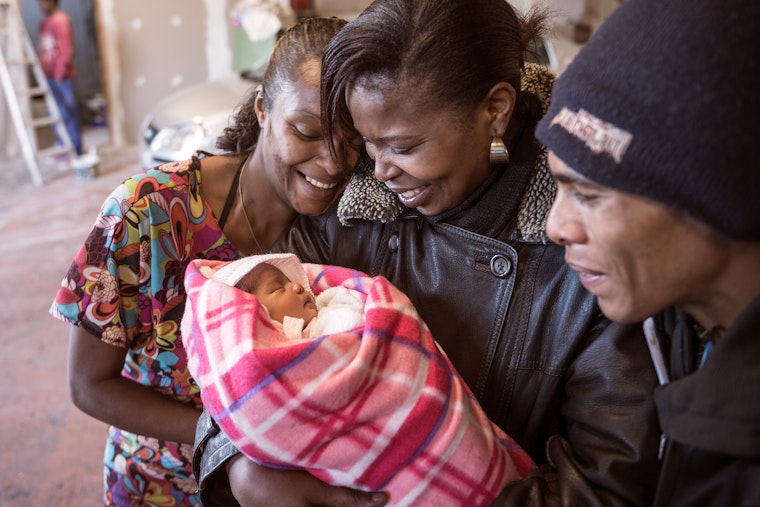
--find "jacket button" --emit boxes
[490,255,512,278]
[388,233,400,252]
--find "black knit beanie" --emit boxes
[535,0,760,241]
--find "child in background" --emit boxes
[182,254,535,507]
[37,0,82,155]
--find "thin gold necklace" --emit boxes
[237,154,264,255]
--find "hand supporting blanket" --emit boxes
[182,259,534,507]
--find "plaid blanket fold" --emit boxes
[182,259,534,507]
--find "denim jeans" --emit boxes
[47,77,82,155]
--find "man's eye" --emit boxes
[573,191,598,203]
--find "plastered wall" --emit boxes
[96,0,235,146]
[92,0,621,148]
[95,0,366,147]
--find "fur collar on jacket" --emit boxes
[337,63,555,243]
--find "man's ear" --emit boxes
[485,82,516,138]
[254,85,266,126]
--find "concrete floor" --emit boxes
[0,129,141,506]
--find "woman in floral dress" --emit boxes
[49,17,355,506]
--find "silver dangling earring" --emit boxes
[489,136,509,164]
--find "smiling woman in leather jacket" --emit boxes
[192,1,663,506]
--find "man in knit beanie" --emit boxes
[536,0,760,504]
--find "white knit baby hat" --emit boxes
[211,253,313,296]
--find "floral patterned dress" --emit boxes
[50,153,241,506]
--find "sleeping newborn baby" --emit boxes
[210,254,364,340]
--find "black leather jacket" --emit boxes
[648,297,760,506]
[193,86,661,507]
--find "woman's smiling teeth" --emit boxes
[305,175,336,189]
[398,186,424,200]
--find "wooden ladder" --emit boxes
[0,0,75,186]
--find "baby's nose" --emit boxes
[291,283,304,294]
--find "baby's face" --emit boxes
[241,264,318,325]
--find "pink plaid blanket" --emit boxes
[182,259,534,506]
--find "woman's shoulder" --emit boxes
[105,153,206,213]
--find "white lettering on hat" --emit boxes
[550,107,632,163]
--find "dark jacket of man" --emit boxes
[650,295,760,506]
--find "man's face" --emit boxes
[545,151,725,324]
